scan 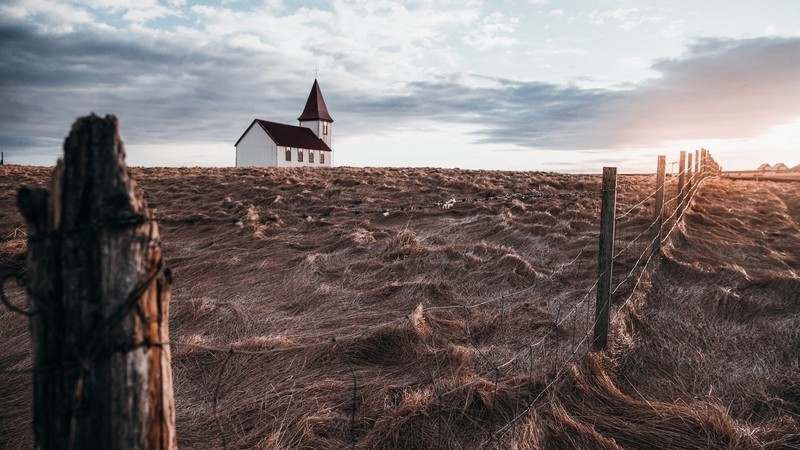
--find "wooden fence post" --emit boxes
[17,114,177,450]
[593,167,616,350]
[677,151,686,218]
[697,148,706,180]
[686,152,693,202]
[694,149,700,182]
[701,149,708,177]
[653,156,666,255]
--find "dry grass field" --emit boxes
[1,165,798,449]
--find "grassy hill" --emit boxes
[1,165,798,449]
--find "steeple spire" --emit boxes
[298,79,333,123]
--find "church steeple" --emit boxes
[298,79,333,149]
[298,79,333,122]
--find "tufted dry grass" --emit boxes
[0,164,798,449]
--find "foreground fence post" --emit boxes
[653,156,666,255]
[593,167,616,350]
[677,151,686,218]
[17,114,177,450]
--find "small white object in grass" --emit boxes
[442,198,456,209]
[383,209,389,217]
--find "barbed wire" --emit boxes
[495,275,601,372]
[612,233,659,296]
[616,188,658,221]
[615,235,660,312]
[615,165,686,221]
[482,315,598,447]
[613,213,660,260]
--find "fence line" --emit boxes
[477,149,719,445]
[434,149,719,446]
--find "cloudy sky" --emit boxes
[1,0,799,172]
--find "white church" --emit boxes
[235,79,333,167]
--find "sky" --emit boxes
[1,0,799,173]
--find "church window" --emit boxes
[285,148,291,161]
[298,149,304,162]
[309,151,315,163]
[320,152,325,164]
[323,123,328,135]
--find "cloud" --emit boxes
[0,0,484,163]
[0,0,798,167]
[342,37,800,150]
[464,12,518,50]
[590,37,800,146]
[585,8,663,31]
[0,0,95,34]
[0,0,183,31]
[0,18,299,163]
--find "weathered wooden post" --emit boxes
[593,167,616,350]
[677,151,686,218]
[701,148,708,177]
[694,149,700,182]
[653,156,666,255]
[17,114,177,450]
[686,152,693,202]
[697,149,702,179]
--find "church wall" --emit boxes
[278,146,332,168]
[236,125,277,167]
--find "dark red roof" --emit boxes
[234,119,331,151]
[297,79,333,122]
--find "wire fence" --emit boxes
[0,151,721,449]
